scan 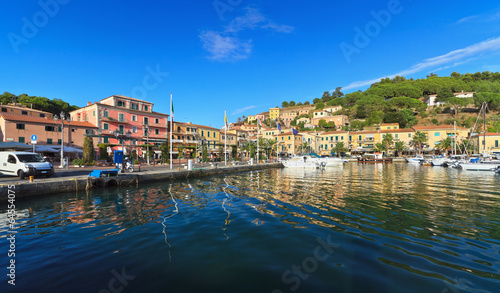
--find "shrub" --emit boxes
[431,119,439,125]
[72,158,83,166]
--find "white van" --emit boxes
[0,151,55,179]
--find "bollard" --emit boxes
[138,162,141,172]
[29,176,34,182]
[178,167,180,171]
[187,160,193,171]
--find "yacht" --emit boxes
[281,156,325,168]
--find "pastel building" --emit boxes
[70,95,169,153]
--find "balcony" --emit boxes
[171,139,184,143]
[104,117,129,124]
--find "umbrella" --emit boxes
[34,145,59,153]
[0,141,33,150]
[62,146,84,153]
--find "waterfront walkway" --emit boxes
[0,162,282,202]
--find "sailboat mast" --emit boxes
[483,102,486,155]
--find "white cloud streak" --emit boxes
[343,36,500,91]
[200,7,293,61]
[232,105,256,116]
[456,10,500,24]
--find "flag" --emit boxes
[170,95,174,121]
[292,128,299,135]
[303,136,306,142]
[258,117,265,128]
[277,123,281,131]
[224,110,228,128]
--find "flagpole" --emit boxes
[224,110,227,166]
[170,92,173,170]
[257,121,259,164]
[292,128,295,157]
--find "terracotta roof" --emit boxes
[278,132,303,136]
[183,122,219,131]
[412,125,468,131]
[471,132,500,137]
[320,131,349,135]
[381,129,414,133]
[0,113,97,128]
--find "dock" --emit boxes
[0,163,282,202]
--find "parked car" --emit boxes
[0,151,54,179]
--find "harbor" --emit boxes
[1,163,498,292]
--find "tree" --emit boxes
[436,137,452,154]
[473,92,500,110]
[382,134,394,155]
[281,101,289,108]
[374,143,386,152]
[289,101,296,107]
[83,137,95,164]
[178,146,184,159]
[231,145,237,159]
[315,102,325,110]
[445,96,471,117]
[160,142,169,163]
[412,131,427,154]
[304,101,310,105]
[393,141,407,157]
[332,87,344,98]
[436,88,454,102]
[387,96,426,112]
[202,144,208,162]
[332,142,347,157]
[298,142,308,154]
[321,91,331,102]
[313,98,321,104]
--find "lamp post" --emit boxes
[54,112,70,168]
[113,129,121,171]
[143,125,150,165]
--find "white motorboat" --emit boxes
[457,156,500,171]
[319,157,344,167]
[281,156,325,168]
[443,155,469,167]
[431,155,446,166]
[406,155,424,164]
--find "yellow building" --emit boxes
[412,125,469,151]
[247,115,257,123]
[471,133,500,154]
[269,107,280,120]
[277,132,303,155]
[191,123,220,154]
[380,123,399,130]
[318,131,349,155]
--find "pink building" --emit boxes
[70,95,169,155]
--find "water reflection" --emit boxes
[0,163,499,292]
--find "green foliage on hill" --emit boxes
[288,71,500,130]
[0,92,79,114]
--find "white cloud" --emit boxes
[343,36,500,90]
[199,31,252,61]
[200,7,293,61]
[232,105,256,116]
[456,10,500,24]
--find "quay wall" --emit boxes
[0,163,282,202]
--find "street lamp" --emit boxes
[143,124,150,165]
[54,112,70,168]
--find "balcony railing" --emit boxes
[171,139,184,143]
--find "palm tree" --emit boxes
[267,139,277,157]
[332,142,347,157]
[373,143,386,153]
[382,134,394,156]
[393,141,407,157]
[435,137,452,154]
[412,131,427,154]
[298,142,308,154]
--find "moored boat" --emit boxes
[406,155,424,164]
[282,156,324,168]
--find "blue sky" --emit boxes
[1,0,500,127]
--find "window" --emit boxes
[16,123,25,130]
[119,125,124,134]
[1,108,6,112]
[47,138,53,144]
[341,136,344,140]
[21,111,28,115]
[103,110,109,118]
[72,129,75,132]
[496,140,499,148]
[144,105,149,111]
[19,137,25,143]
[93,110,95,117]
[131,103,139,110]
[104,137,109,143]
[336,136,338,141]
[155,129,159,135]
[208,132,211,138]
[349,135,352,141]
[119,113,125,122]
[117,100,125,107]
[7,155,16,164]
[143,117,149,125]
[201,130,204,137]
[132,126,137,133]
[155,118,159,124]
[58,139,62,145]
[358,135,362,141]
[103,123,109,130]
[434,132,440,137]
[132,115,137,122]
[85,129,94,135]
[58,127,62,132]
[408,133,412,138]
[40,113,45,118]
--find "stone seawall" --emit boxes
[0,163,283,202]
